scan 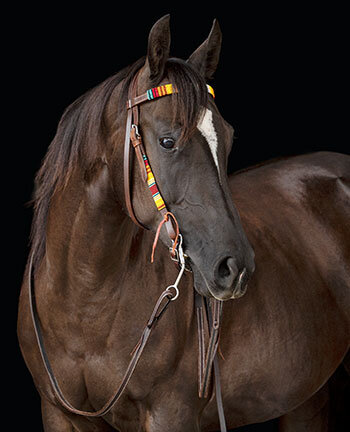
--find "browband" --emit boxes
[127,83,215,109]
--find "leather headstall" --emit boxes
[124,71,176,241]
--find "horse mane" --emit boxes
[29,57,208,270]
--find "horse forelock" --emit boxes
[119,57,209,141]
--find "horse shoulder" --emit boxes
[228,150,350,320]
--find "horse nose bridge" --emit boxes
[171,182,249,257]
[181,213,235,248]
[176,197,240,244]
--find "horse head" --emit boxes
[108,15,255,301]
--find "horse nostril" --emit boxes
[216,257,238,287]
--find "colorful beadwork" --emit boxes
[206,84,215,99]
[146,83,215,101]
[143,154,166,211]
[147,84,174,100]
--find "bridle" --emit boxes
[123,70,216,250]
[28,69,227,431]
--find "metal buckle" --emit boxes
[164,234,187,301]
[131,124,141,138]
[169,234,192,272]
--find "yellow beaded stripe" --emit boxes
[147,84,174,100]
[206,84,215,98]
[143,155,166,211]
[146,84,215,100]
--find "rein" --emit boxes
[28,70,227,431]
[28,247,186,417]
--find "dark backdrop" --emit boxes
[10,4,347,431]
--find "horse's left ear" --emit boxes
[144,14,171,84]
[187,19,222,79]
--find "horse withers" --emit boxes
[18,15,349,431]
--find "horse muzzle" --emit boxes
[190,253,254,301]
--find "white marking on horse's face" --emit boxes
[197,108,221,181]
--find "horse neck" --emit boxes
[44,160,191,322]
[45,161,138,299]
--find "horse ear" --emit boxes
[144,14,171,83]
[187,19,222,79]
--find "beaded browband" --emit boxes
[127,82,215,108]
[146,83,215,100]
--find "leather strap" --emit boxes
[205,298,227,432]
[126,93,149,109]
[195,292,227,432]
[198,298,221,399]
[123,73,147,229]
[195,293,206,392]
[213,354,227,432]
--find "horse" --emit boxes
[17,14,349,432]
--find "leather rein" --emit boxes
[28,70,227,431]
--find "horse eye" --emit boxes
[159,137,175,149]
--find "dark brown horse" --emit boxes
[18,15,349,431]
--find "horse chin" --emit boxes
[191,264,248,301]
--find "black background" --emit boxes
[10,3,347,431]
